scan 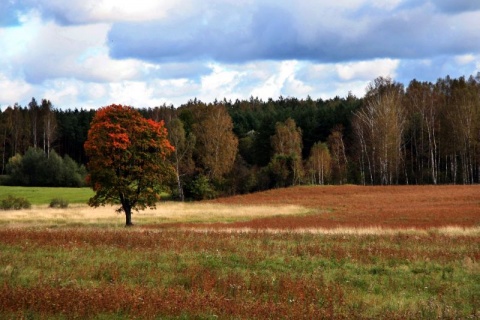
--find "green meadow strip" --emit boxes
[0,186,94,205]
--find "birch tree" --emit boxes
[167,118,195,201]
[306,142,331,185]
[353,77,406,184]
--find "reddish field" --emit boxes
[1,185,479,319]
[184,185,480,230]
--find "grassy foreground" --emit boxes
[0,185,479,318]
[1,228,479,319]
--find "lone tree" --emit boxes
[84,104,174,226]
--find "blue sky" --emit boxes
[1,0,479,110]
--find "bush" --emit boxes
[4,148,87,187]
[187,175,217,200]
[0,195,31,210]
[49,198,69,208]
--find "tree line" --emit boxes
[1,74,479,197]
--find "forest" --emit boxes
[1,75,480,199]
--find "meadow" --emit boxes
[0,186,94,205]
[0,185,479,319]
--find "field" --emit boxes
[0,185,479,319]
[0,186,94,205]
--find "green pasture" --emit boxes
[0,186,94,205]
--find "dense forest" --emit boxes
[1,75,480,198]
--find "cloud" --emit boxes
[335,59,399,81]
[107,0,480,65]
[0,73,33,106]
[0,0,479,110]
[151,63,212,80]
[0,0,187,26]
[199,64,245,101]
[433,0,480,14]
[0,12,150,84]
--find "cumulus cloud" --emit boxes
[1,0,188,25]
[0,73,33,106]
[335,59,399,81]
[0,0,479,109]
[107,0,480,64]
[0,12,150,84]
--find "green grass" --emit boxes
[0,229,479,319]
[0,186,94,205]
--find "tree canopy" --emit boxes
[84,104,174,226]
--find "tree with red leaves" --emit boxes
[84,104,174,226]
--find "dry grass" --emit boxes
[0,202,308,226]
[2,185,479,235]
[178,226,480,236]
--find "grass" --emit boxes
[0,203,308,227]
[0,186,94,205]
[0,229,478,319]
[0,185,479,318]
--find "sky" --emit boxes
[0,0,479,110]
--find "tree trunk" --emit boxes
[125,208,133,227]
[121,200,134,227]
[175,163,184,201]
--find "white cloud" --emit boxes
[29,0,189,24]
[91,0,182,21]
[251,60,298,99]
[150,78,200,105]
[0,11,150,85]
[0,73,33,106]
[335,59,399,81]
[108,81,156,107]
[85,83,108,101]
[199,64,245,102]
[455,54,476,65]
[42,78,81,107]
[79,50,143,82]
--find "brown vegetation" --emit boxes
[1,185,479,319]
[201,185,480,230]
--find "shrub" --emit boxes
[0,195,31,210]
[4,148,87,187]
[49,198,69,208]
[187,175,217,200]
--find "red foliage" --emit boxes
[84,104,174,224]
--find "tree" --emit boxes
[191,103,238,181]
[445,76,480,184]
[405,80,441,184]
[270,118,304,186]
[353,77,406,184]
[306,142,331,185]
[4,147,86,187]
[28,98,40,149]
[84,104,174,226]
[167,118,195,201]
[40,99,56,158]
[327,125,348,184]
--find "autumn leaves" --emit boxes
[84,104,174,226]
